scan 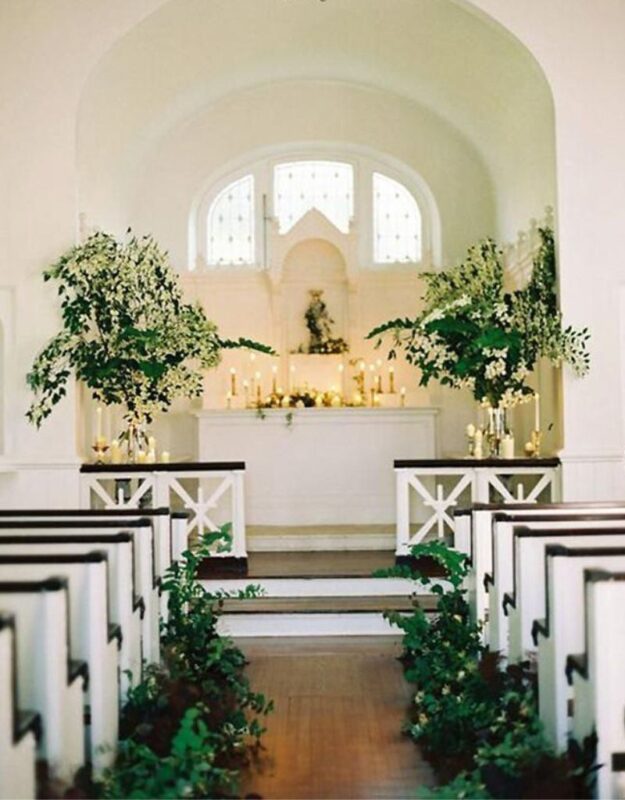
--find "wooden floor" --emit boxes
[239,636,434,800]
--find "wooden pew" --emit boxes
[0,579,84,786]
[569,569,625,800]
[535,545,625,752]
[501,519,625,661]
[172,511,190,563]
[454,502,625,632]
[0,505,172,574]
[486,511,625,654]
[0,513,160,663]
[0,611,39,800]
[0,529,142,698]
[0,552,119,774]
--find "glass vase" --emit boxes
[122,414,148,463]
[486,405,508,458]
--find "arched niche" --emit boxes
[280,234,349,356]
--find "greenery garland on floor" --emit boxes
[94,527,273,800]
[377,542,596,799]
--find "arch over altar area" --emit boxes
[1,0,623,507]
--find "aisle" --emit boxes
[240,636,434,800]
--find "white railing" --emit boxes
[503,205,554,289]
[394,457,560,555]
[80,461,247,558]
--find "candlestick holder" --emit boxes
[530,429,542,458]
[92,441,109,464]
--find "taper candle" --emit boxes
[230,367,237,396]
[95,406,103,440]
[534,392,540,431]
[400,387,406,407]
[389,365,395,394]
[272,365,278,394]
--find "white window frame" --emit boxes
[189,144,439,271]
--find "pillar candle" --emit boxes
[160,450,170,463]
[502,435,515,460]
[110,439,122,464]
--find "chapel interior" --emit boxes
[0,1,624,799]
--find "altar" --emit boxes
[196,407,438,526]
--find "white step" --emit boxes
[218,611,408,637]
[201,576,448,597]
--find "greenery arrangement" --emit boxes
[95,526,273,799]
[376,541,596,799]
[26,230,272,429]
[297,288,348,355]
[368,229,590,408]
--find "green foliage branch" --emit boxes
[376,541,596,798]
[26,231,273,427]
[368,229,590,407]
[98,526,273,799]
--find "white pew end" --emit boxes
[0,612,39,800]
[535,545,625,753]
[488,513,625,656]
[569,569,625,800]
[0,579,84,784]
[171,511,190,563]
[0,531,141,700]
[0,552,119,774]
[460,502,625,635]
[0,514,159,664]
[505,522,625,663]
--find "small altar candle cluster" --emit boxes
[223,357,407,410]
[465,392,543,460]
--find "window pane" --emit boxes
[274,161,353,234]
[373,172,421,263]
[207,175,255,265]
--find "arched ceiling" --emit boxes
[77,0,555,240]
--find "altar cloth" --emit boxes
[196,407,437,526]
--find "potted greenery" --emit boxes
[26,230,271,456]
[368,228,589,454]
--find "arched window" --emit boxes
[274,160,353,234]
[373,172,422,263]
[206,174,255,265]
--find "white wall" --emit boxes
[129,81,495,267]
[465,0,625,497]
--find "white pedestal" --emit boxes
[196,407,438,525]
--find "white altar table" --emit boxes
[196,408,438,526]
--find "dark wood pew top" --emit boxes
[80,461,245,472]
[455,499,625,516]
[395,457,560,469]
[0,508,171,517]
